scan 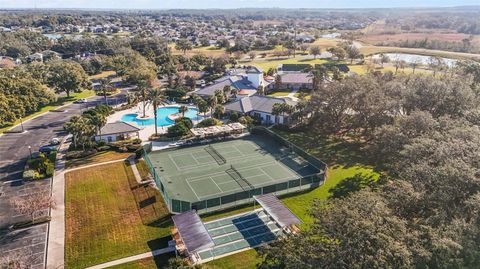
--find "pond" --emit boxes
[371,53,457,67]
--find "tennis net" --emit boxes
[226,165,254,191]
[205,145,226,165]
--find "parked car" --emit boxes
[74,98,88,104]
[39,145,58,153]
[49,138,61,145]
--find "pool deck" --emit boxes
[107,104,206,141]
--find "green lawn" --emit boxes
[66,151,132,169]
[247,57,328,71]
[0,90,95,133]
[267,90,292,97]
[65,162,172,269]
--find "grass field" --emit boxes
[65,151,132,169]
[0,90,95,133]
[65,162,171,269]
[246,56,328,71]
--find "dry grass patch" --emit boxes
[65,162,171,269]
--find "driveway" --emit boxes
[0,90,127,268]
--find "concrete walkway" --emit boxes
[287,88,299,101]
[46,141,69,269]
[84,246,175,269]
[129,158,143,184]
[66,157,129,172]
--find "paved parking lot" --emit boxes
[0,92,127,267]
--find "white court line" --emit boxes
[167,154,182,171]
[186,159,278,182]
[189,153,200,165]
[167,144,242,158]
[185,178,201,200]
[173,152,268,172]
[187,175,223,200]
[209,176,223,192]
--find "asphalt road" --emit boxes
[0,90,127,267]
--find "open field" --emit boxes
[65,162,171,269]
[0,90,95,133]
[246,56,328,71]
[65,151,132,168]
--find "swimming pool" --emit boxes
[121,106,202,127]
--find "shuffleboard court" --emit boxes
[147,134,319,207]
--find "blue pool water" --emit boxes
[121,106,202,127]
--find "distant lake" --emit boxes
[372,53,457,67]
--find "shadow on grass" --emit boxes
[273,128,375,169]
[147,235,172,250]
[328,173,377,199]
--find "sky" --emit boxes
[0,0,478,9]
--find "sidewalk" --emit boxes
[46,141,69,269]
[84,246,175,269]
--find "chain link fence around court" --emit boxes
[142,128,328,214]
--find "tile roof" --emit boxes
[98,122,140,135]
[225,95,296,114]
[280,73,312,84]
[195,75,257,97]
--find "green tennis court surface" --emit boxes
[147,135,319,204]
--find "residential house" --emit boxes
[195,67,268,100]
[224,95,297,125]
[94,122,140,142]
[275,73,313,90]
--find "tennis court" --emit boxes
[147,133,323,213]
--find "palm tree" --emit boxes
[138,81,149,118]
[98,77,112,105]
[230,88,238,99]
[310,66,328,91]
[197,99,209,118]
[207,95,217,118]
[257,85,265,96]
[148,88,166,136]
[179,105,188,117]
[214,105,225,119]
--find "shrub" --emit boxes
[47,151,57,162]
[45,163,55,177]
[175,117,193,129]
[97,140,107,147]
[197,118,219,127]
[131,138,142,144]
[167,122,190,138]
[23,170,36,180]
[135,148,144,159]
[97,145,111,151]
[66,149,97,159]
[229,112,239,122]
[238,116,255,126]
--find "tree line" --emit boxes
[259,62,480,268]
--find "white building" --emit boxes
[94,122,140,142]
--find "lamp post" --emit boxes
[28,145,32,159]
